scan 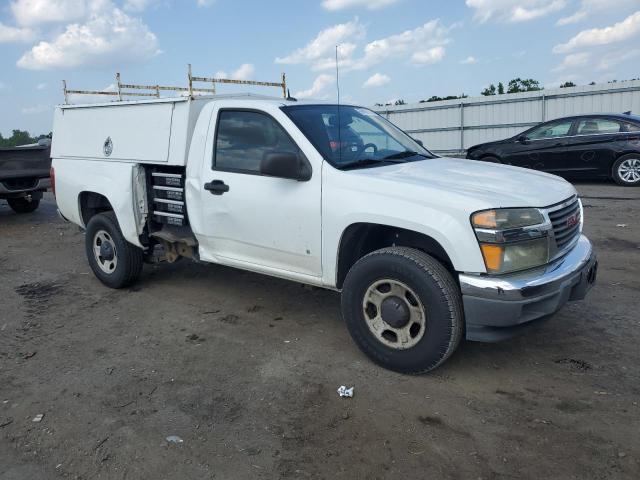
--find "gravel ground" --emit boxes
[1,183,639,480]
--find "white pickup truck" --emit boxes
[52,94,597,373]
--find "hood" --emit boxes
[347,157,576,209]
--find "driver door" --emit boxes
[506,119,575,172]
[195,104,322,279]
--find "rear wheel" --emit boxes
[341,247,463,374]
[7,196,40,213]
[612,155,640,186]
[85,212,143,288]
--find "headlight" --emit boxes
[471,208,551,274]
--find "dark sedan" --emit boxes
[466,113,640,186]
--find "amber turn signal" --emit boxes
[480,244,503,272]
[472,210,497,229]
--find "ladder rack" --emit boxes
[62,64,287,104]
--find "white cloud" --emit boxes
[197,0,215,5]
[466,0,567,23]
[595,47,640,71]
[321,0,399,11]
[411,46,445,65]
[36,82,48,90]
[277,19,452,73]
[275,19,365,65]
[10,0,88,26]
[0,22,35,42]
[294,74,334,99]
[124,0,156,11]
[553,11,640,53]
[22,104,50,114]
[553,51,591,71]
[363,72,390,87]
[557,0,637,26]
[17,6,160,70]
[214,63,255,80]
[350,20,451,69]
[232,63,254,80]
[460,55,477,64]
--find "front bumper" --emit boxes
[459,235,597,342]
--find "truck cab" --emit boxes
[52,93,597,373]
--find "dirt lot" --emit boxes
[1,184,639,480]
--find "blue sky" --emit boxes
[1,0,639,136]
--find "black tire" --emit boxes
[85,211,144,289]
[7,197,40,213]
[612,154,640,186]
[341,247,463,374]
[482,156,502,164]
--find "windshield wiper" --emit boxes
[338,158,405,170]
[382,150,429,160]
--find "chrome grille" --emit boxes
[547,197,581,255]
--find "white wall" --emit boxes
[374,81,640,154]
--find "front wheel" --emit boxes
[341,247,463,374]
[7,196,40,213]
[612,155,640,186]
[85,212,143,288]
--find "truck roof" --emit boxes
[58,93,334,110]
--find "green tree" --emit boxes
[497,82,505,94]
[0,129,37,147]
[419,94,468,103]
[481,84,496,96]
[560,81,576,88]
[507,78,542,93]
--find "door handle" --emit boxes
[204,180,229,195]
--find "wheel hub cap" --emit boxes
[362,279,427,350]
[93,230,118,274]
[380,296,410,328]
[100,242,114,261]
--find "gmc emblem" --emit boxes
[566,212,580,228]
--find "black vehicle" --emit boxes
[466,113,640,186]
[0,139,51,213]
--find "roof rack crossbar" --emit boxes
[62,64,287,104]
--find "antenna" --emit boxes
[336,45,342,165]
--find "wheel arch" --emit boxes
[78,191,114,228]
[335,222,455,289]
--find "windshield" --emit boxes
[282,105,435,169]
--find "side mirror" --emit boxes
[413,138,424,147]
[517,135,528,143]
[260,151,311,181]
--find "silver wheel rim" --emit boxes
[93,230,118,274]
[618,158,640,184]
[361,279,426,350]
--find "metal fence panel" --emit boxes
[374,80,640,155]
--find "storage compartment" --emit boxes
[149,169,188,227]
[152,185,184,202]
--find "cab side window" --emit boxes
[527,120,573,140]
[214,110,301,173]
